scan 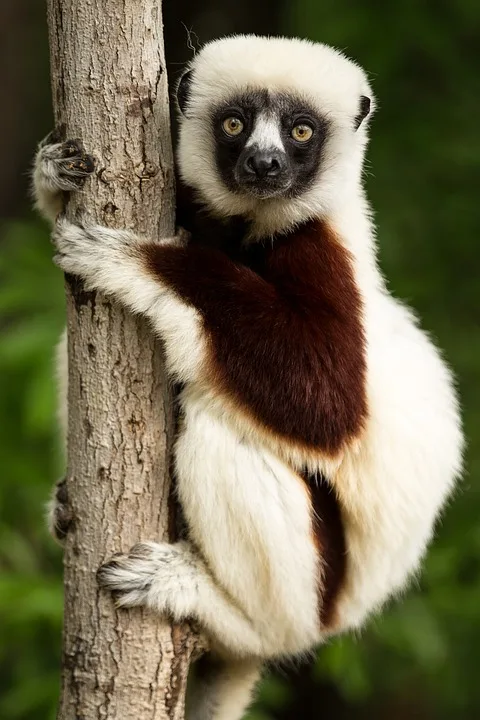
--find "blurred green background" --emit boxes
[0,1,478,718]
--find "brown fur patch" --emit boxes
[303,471,346,628]
[143,218,367,454]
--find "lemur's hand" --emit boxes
[33,130,95,222]
[37,131,95,191]
[52,219,138,282]
[52,218,189,290]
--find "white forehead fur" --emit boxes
[245,113,285,152]
[177,35,375,238]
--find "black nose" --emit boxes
[244,151,285,179]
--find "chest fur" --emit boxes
[205,220,368,455]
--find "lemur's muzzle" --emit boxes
[235,146,291,197]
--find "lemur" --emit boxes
[33,35,463,720]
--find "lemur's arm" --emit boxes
[52,219,285,389]
[52,220,212,386]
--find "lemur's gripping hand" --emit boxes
[39,134,94,189]
[52,219,140,285]
[33,131,94,223]
[52,218,188,283]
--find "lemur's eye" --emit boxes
[291,124,314,143]
[222,117,244,137]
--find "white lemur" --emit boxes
[34,35,463,720]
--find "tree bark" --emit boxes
[46,1,198,718]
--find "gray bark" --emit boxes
[46,1,199,717]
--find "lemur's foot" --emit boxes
[97,541,188,610]
[47,478,73,544]
[37,134,95,193]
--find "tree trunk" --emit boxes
[46,1,198,718]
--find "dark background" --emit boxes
[1,1,479,718]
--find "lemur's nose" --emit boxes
[244,151,284,179]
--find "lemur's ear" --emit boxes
[177,70,194,116]
[354,95,371,130]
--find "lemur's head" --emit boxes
[176,35,374,235]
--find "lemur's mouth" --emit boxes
[238,179,292,199]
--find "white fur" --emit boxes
[34,35,463,720]
[245,113,285,152]
[334,256,462,630]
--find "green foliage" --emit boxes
[1,1,479,717]
[0,219,64,720]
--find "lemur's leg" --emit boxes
[97,541,265,657]
[46,478,73,543]
[32,131,94,223]
[186,655,261,720]
[44,317,70,545]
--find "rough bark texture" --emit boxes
[46,1,199,718]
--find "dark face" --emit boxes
[210,90,329,200]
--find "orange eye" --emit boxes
[291,124,313,142]
[222,117,244,136]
